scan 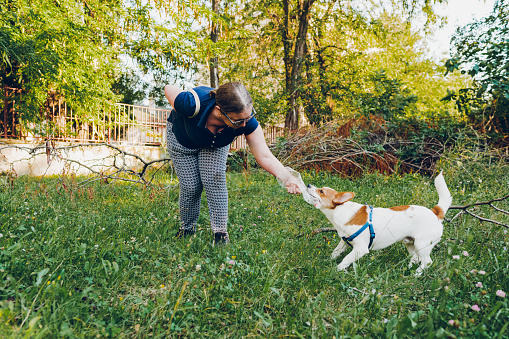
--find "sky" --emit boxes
[426,0,496,60]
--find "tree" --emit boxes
[204,0,453,128]
[282,0,316,130]
[0,0,122,126]
[0,0,197,131]
[209,0,220,88]
[126,1,200,99]
[304,9,467,123]
[443,0,509,134]
[275,0,449,128]
[0,0,463,133]
[356,70,418,120]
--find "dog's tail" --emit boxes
[432,172,452,220]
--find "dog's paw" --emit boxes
[414,270,423,277]
[336,264,349,271]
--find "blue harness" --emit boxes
[342,206,375,249]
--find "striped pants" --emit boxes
[166,122,230,233]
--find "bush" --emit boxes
[227,148,258,172]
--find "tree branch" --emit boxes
[0,142,173,188]
[447,194,509,228]
[449,194,509,210]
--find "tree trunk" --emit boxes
[282,0,291,91]
[285,93,300,130]
[283,0,315,130]
[209,0,220,88]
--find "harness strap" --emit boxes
[342,205,375,249]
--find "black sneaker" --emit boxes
[213,232,230,246]
[175,228,195,239]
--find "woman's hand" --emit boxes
[281,173,301,195]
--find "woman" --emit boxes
[165,82,301,245]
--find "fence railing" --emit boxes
[0,88,286,149]
[40,100,171,146]
[1,86,22,139]
[231,126,285,149]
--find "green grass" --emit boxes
[1,153,508,338]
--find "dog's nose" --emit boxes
[307,184,312,188]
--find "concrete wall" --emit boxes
[0,139,165,176]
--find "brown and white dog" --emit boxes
[307,173,452,274]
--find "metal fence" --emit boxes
[231,125,285,149]
[0,89,170,146]
[1,86,22,139]
[42,100,171,146]
[0,87,286,148]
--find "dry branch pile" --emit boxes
[270,117,449,176]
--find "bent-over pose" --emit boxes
[165,82,300,245]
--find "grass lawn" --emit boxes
[1,156,508,337]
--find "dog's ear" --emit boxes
[333,192,355,206]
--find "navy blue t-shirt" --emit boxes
[167,86,259,149]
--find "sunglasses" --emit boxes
[218,107,257,127]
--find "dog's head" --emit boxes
[306,185,355,209]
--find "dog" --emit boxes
[306,173,452,274]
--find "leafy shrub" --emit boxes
[443,0,509,134]
[227,148,258,172]
[356,69,418,121]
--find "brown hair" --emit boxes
[209,82,252,114]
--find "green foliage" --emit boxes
[0,155,508,336]
[0,0,492,134]
[111,70,149,105]
[210,3,465,126]
[0,0,197,127]
[356,70,418,120]
[0,0,123,123]
[226,148,258,172]
[384,118,485,173]
[443,0,509,133]
[123,1,200,106]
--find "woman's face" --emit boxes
[217,106,254,129]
